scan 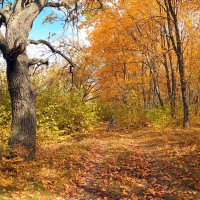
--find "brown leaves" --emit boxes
[0,127,200,199]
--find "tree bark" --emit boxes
[164,24,176,117]
[3,3,41,159]
[167,0,189,127]
[148,62,164,107]
[178,55,189,127]
[159,8,172,109]
[141,63,147,110]
[194,77,200,115]
[6,54,36,160]
[170,62,176,117]
[163,0,189,127]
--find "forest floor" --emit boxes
[0,124,200,200]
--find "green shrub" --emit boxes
[96,102,115,121]
[36,87,99,133]
[145,106,171,128]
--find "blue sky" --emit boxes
[29,8,88,46]
[6,1,68,40]
[29,8,66,40]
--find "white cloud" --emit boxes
[27,44,50,59]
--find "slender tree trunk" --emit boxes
[122,63,129,104]
[178,55,189,127]
[194,96,199,116]
[149,66,164,107]
[148,79,152,109]
[194,78,200,115]
[170,65,176,117]
[163,54,172,100]
[188,79,192,104]
[162,38,176,117]
[154,78,163,107]
[165,25,176,117]
[159,10,172,109]
[165,0,189,127]
[141,63,147,110]
[6,54,36,160]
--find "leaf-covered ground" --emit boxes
[0,125,200,199]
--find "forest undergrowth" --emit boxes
[0,123,200,200]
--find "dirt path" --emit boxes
[0,126,200,199]
[63,127,200,200]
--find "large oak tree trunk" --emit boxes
[0,0,72,160]
[6,54,36,160]
[2,1,42,160]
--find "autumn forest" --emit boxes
[0,0,200,199]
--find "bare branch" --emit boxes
[28,57,49,66]
[84,96,99,103]
[29,39,76,67]
[156,0,167,12]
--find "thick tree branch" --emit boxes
[164,0,177,53]
[28,57,49,66]
[45,1,70,8]
[0,31,9,55]
[167,0,177,19]
[29,39,76,67]
[0,9,10,24]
